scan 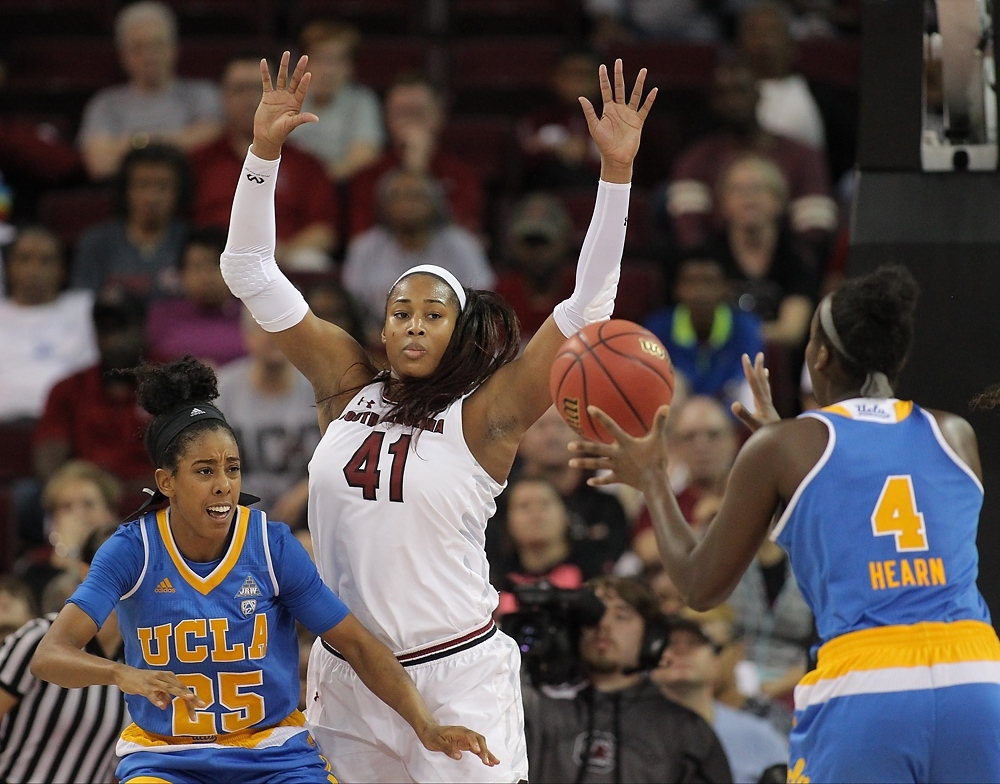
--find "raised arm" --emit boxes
[466,60,657,454]
[220,52,377,430]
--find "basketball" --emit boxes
[549,319,674,443]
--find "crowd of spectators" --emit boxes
[0,0,861,779]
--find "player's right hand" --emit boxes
[417,723,500,767]
[253,51,319,159]
[113,664,206,719]
[569,404,671,491]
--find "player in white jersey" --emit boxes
[220,51,656,782]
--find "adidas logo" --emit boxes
[154,578,175,593]
[190,407,206,416]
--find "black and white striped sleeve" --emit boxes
[0,617,51,700]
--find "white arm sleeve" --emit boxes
[220,147,309,333]
[552,179,631,338]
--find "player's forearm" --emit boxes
[642,472,704,604]
[31,637,120,688]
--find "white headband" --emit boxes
[391,264,467,310]
[818,294,892,398]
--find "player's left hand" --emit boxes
[417,723,500,766]
[579,59,657,171]
[569,404,670,491]
[731,352,782,433]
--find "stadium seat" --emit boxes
[447,0,582,37]
[354,37,433,92]
[613,260,665,325]
[439,117,519,190]
[796,36,861,90]
[38,187,116,250]
[177,37,279,81]
[0,422,36,483]
[5,38,122,97]
[448,38,563,114]
[599,42,718,91]
[290,0,426,36]
[163,0,273,36]
[0,0,113,43]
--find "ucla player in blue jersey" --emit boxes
[29,356,498,784]
[568,265,1000,783]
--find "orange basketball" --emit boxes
[549,320,674,443]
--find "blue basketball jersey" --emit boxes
[771,398,991,644]
[116,507,301,741]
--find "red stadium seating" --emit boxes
[163,0,273,36]
[38,187,116,250]
[448,0,582,37]
[0,0,113,41]
[448,38,564,114]
[439,117,519,189]
[353,37,434,92]
[177,37,279,81]
[600,42,718,91]
[5,38,122,97]
[290,0,426,36]
[0,422,35,483]
[796,36,861,90]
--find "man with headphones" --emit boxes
[522,576,732,783]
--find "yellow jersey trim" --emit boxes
[820,399,913,423]
[120,709,307,749]
[157,507,250,596]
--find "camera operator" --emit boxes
[522,576,732,783]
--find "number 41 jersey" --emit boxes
[308,382,504,652]
[771,397,992,644]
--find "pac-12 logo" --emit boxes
[241,599,257,617]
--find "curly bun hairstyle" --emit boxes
[131,355,236,470]
[824,264,920,382]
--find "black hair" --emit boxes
[667,244,727,299]
[379,283,520,428]
[131,356,236,470]
[822,264,919,382]
[92,286,146,335]
[81,523,120,566]
[3,224,65,265]
[114,143,193,220]
[180,225,229,269]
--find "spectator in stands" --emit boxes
[14,461,121,608]
[494,193,575,343]
[145,226,245,367]
[215,310,320,518]
[0,227,98,421]
[288,20,385,182]
[517,48,604,190]
[632,396,737,567]
[0,525,126,784]
[665,60,836,256]
[737,1,858,185]
[644,248,762,409]
[77,1,222,181]
[698,604,795,738]
[727,538,814,703]
[493,477,587,616]
[349,73,483,238]
[508,406,630,579]
[714,154,818,348]
[342,169,494,337]
[523,576,732,783]
[71,143,191,301]
[191,54,338,271]
[584,0,721,45]
[0,577,36,642]
[652,615,788,784]
[33,290,152,491]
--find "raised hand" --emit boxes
[418,723,500,767]
[579,59,658,180]
[569,404,671,491]
[252,51,319,160]
[730,352,782,433]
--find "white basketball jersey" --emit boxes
[308,382,503,651]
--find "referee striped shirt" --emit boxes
[0,613,127,783]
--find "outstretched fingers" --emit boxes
[275,50,291,91]
[288,54,309,95]
[578,96,600,135]
[628,67,648,110]
[598,63,613,108]
[614,58,626,103]
[589,405,629,441]
[259,58,273,92]
[637,86,658,122]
